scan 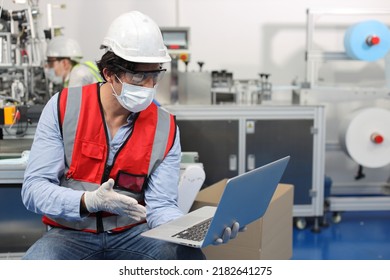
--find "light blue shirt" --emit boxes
[21,91,183,229]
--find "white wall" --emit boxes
[3,0,390,85]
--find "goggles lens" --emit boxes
[115,64,166,85]
[46,59,58,67]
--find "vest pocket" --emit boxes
[72,141,106,182]
[114,171,146,193]
[81,141,105,160]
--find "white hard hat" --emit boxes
[46,36,83,61]
[101,11,171,63]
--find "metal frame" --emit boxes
[305,8,390,88]
[302,9,390,213]
[329,196,390,212]
[0,33,12,66]
[166,105,326,218]
[0,162,25,184]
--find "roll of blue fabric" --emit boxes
[344,20,390,61]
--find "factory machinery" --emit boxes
[0,0,62,257]
[296,9,390,227]
[159,9,390,232]
[0,6,390,256]
[0,0,60,154]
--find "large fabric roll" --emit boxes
[344,20,390,61]
[339,107,390,168]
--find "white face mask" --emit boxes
[110,75,156,113]
[45,68,63,85]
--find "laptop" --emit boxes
[141,156,290,248]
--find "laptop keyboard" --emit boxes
[172,218,212,242]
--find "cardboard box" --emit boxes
[190,179,294,260]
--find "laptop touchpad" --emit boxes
[169,215,205,227]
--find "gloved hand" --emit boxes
[213,222,247,245]
[84,178,146,221]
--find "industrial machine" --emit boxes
[0,151,45,258]
[161,9,390,231]
[294,9,390,226]
[0,0,62,257]
[0,0,58,153]
[168,104,326,232]
[160,27,191,104]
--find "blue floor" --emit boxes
[292,211,390,260]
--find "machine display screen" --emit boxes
[162,30,188,50]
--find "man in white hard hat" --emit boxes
[46,36,103,87]
[21,11,242,260]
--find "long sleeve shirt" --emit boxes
[21,91,183,229]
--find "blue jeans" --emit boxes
[22,223,205,260]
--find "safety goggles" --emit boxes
[114,64,166,85]
[46,57,65,67]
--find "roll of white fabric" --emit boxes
[339,107,390,168]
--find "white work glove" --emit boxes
[84,178,146,222]
[213,222,247,245]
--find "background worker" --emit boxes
[45,36,103,87]
[21,10,242,260]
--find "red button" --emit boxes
[371,133,384,144]
[367,35,380,46]
[180,54,188,61]
[371,36,380,45]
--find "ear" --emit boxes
[103,68,114,83]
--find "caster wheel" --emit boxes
[332,212,342,223]
[295,218,307,230]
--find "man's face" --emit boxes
[46,57,67,78]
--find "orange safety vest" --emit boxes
[42,83,176,233]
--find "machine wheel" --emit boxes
[295,218,307,230]
[332,212,342,223]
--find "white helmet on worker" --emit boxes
[46,36,83,62]
[101,11,171,63]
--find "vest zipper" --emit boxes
[96,165,113,233]
[97,88,111,234]
[96,91,138,233]
[96,130,134,233]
